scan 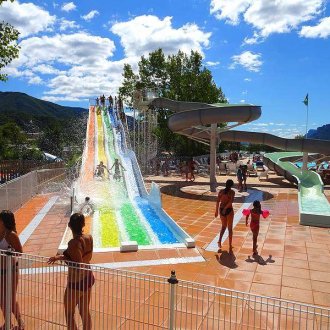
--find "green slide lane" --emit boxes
[102,111,152,245]
[264,152,330,224]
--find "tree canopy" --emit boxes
[119,49,227,156]
[0,0,20,81]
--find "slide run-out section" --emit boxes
[264,152,330,227]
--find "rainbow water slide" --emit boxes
[60,106,194,251]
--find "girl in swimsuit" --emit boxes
[215,179,235,252]
[48,213,94,330]
[245,200,265,255]
[0,210,24,329]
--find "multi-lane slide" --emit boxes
[60,106,194,251]
[149,97,330,227]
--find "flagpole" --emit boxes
[305,103,309,136]
[302,94,309,171]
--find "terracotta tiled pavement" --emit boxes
[15,193,70,256]
[13,172,330,308]
[141,173,330,307]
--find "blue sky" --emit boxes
[0,0,329,137]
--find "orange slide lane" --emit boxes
[81,106,96,182]
[77,106,96,233]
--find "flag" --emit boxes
[303,93,308,106]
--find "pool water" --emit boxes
[295,161,317,169]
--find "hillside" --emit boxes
[307,124,330,140]
[0,92,87,119]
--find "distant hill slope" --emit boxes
[307,124,330,140]
[0,92,87,119]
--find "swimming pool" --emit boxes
[295,161,317,169]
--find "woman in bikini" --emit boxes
[48,213,94,330]
[0,210,24,330]
[215,179,235,252]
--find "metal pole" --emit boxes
[144,112,147,173]
[133,107,136,153]
[210,124,217,192]
[5,249,14,330]
[168,270,178,330]
[302,103,309,171]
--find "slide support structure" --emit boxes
[210,123,217,192]
[302,151,308,171]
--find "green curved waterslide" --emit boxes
[145,98,330,227]
[264,152,330,227]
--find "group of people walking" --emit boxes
[215,179,266,255]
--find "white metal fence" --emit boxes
[0,168,66,211]
[0,250,329,329]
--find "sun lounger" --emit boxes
[218,162,228,175]
[247,164,258,177]
[258,167,269,181]
[227,162,238,175]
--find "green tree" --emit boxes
[119,49,227,156]
[0,0,20,81]
[0,122,27,159]
[119,64,139,107]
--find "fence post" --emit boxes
[6,183,9,210]
[5,248,14,330]
[168,270,178,330]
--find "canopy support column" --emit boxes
[210,123,217,192]
[302,151,308,171]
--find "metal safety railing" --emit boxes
[0,168,66,211]
[0,250,329,329]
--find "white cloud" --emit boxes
[230,51,262,72]
[244,78,251,81]
[59,19,80,31]
[13,33,116,67]
[210,0,325,42]
[32,64,61,75]
[61,2,76,12]
[210,0,250,25]
[205,61,220,66]
[82,10,99,22]
[240,99,246,103]
[0,1,56,38]
[241,122,307,137]
[7,15,212,102]
[111,15,211,57]
[7,32,122,100]
[28,76,43,85]
[300,16,330,38]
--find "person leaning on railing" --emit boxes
[0,210,24,330]
[48,213,94,330]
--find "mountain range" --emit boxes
[307,124,330,140]
[0,91,87,120]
